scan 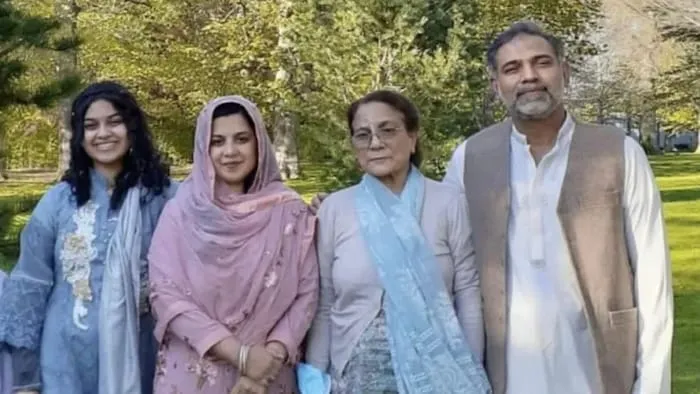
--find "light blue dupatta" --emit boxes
[354,167,491,394]
[99,187,143,394]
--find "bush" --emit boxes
[0,191,42,255]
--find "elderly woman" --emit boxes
[305,90,491,393]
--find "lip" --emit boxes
[368,157,389,162]
[93,142,118,150]
[517,88,547,97]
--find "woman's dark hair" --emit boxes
[61,81,171,209]
[347,89,422,167]
[211,102,257,192]
[212,102,255,128]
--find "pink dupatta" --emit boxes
[148,96,318,367]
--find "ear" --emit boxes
[410,131,418,153]
[561,60,571,88]
[488,68,503,98]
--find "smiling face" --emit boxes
[81,99,130,174]
[351,101,417,179]
[209,113,258,193]
[491,33,569,120]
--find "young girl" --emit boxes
[149,96,318,394]
[0,81,175,394]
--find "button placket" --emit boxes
[529,158,545,267]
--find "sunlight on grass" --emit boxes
[649,155,700,394]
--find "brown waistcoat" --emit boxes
[463,119,638,394]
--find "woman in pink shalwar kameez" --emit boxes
[148,96,319,394]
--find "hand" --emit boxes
[16,391,40,394]
[230,376,267,394]
[265,341,288,363]
[309,192,328,215]
[243,344,283,385]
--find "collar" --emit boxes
[510,112,575,148]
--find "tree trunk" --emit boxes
[272,0,300,180]
[54,0,79,180]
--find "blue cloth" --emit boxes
[99,187,144,394]
[354,167,491,394]
[296,362,331,394]
[0,171,176,394]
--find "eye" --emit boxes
[108,118,123,126]
[235,134,252,144]
[354,132,370,140]
[84,122,98,130]
[210,137,224,146]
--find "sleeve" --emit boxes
[0,185,63,391]
[148,204,233,358]
[303,201,336,371]
[267,214,320,364]
[11,347,41,392]
[446,193,484,362]
[442,141,467,192]
[622,138,673,394]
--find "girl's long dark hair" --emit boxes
[61,81,171,209]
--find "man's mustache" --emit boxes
[516,87,549,97]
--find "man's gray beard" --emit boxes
[511,98,559,120]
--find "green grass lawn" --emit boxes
[651,155,700,393]
[0,156,699,392]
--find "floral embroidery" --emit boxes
[155,336,171,382]
[60,201,98,330]
[264,271,278,288]
[186,357,218,389]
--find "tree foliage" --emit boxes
[0,0,79,110]
[5,0,603,185]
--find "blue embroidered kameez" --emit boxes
[0,171,175,394]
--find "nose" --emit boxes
[222,141,237,156]
[368,131,384,150]
[96,123,113,137]
[521,63,539,83]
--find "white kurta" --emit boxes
[443,115,673,394]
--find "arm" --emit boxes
[148,205,238,360]
[442,141,467,192]
[623,139,673,394]
[446,194,484,362]
[267,215,320,364]
[304,203,335,371]
[0,187,61,392]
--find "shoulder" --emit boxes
[24,182,72,232]
[36,182,72,213]
[317,185,359,224]
[319,185,358,211]
[575,121,627,143]
[463,119,511,153]
[623,135,647,158]
[423,178,464,215]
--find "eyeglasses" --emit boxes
[351,127,400,149]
